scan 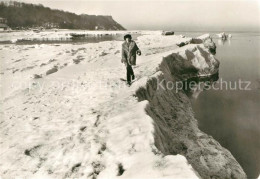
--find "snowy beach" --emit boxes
[0,31,247,178]
[0,31,196,179]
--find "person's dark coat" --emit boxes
[121,40,141,66]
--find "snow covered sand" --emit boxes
[0,32,245,178]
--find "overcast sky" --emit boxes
[5,0,260,31]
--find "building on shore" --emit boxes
[0,17,7,24]
[0,17,9,31]
[0,23,9,31]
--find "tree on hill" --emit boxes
[0,1,126,30]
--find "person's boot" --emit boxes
[132,74,135,81]
[126,81,131,86]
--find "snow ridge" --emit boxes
[135,43,246,179]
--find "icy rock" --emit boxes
[191,34,211,44]
[46,66,58,75]
[203,38,216,55]
[33,74,42,79]
[191,34,216,54]
[162,31,175,36]
[176,42,187,47]
[216,32,232,40]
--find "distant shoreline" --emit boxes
[1,29,259,33]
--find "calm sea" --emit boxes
[181,31,260,179]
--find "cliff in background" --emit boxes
[0,1,126,30]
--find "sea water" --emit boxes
[185,32,260,178]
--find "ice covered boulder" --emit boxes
[203,38,216,55]
[161,44,219,79]
[33,74,42,79]
[162,31,174,36]
[216,32,227,40]
[176,41,187,47]
[191,34,216,54]
[191,34,210,44]
[46,65,58,75]
[216,32,232,40]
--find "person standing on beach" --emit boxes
[121,34,141,86]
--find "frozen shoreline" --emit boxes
[0,32,246,178]
[0,30,161,44]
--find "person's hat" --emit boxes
[124,34,132,40]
